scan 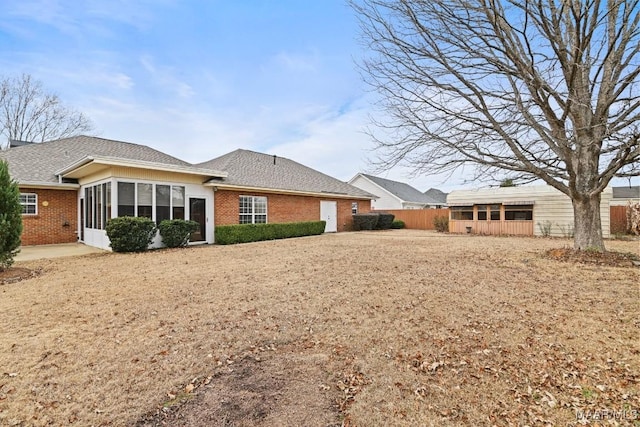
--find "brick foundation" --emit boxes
[20,188,78,246]
[214,190,371,232]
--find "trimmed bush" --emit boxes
[433,215,449,232]
[0,160,22,271]
[215,221,326,245]
[374,213,395,230]
[352,213,379,231]
[106,217,157,252]
[391,220,405,229]
[158,219,200,248]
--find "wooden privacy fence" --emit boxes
[610,205,627,235]
[376,209,449,230]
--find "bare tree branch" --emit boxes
[351,0,640,250]
[0,74,94,149]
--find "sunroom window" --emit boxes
[84,182,111,230]
[116,182,186,223]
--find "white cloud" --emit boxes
[138,55,194,99]
[272,50,320,72]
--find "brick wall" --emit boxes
[20,188,78,246]
[214,190,371,232]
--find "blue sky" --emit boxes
[0,0,468,192]
[1,1,636,192]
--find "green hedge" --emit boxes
[391,220,405,229]
[353,213,396,231]
[158,219,200,248]
[352,213,379,230]
[106,217,157,252]
[215,221,326,245]
[374,213,395,230]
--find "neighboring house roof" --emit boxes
[612,186,640,200]
[424,188,448,205]
[353,173,441,205]
[198,149,373,199]
[0,135,225,186]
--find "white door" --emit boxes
[320,201,337,233]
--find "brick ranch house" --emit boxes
[0,136,373,249]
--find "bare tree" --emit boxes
[351,0,640,251]
[0,74,93,149]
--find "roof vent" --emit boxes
[9,139,35,148]
[273,154,277,165]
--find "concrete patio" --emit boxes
[15,243,107,262]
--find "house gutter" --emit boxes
[55,155,228,179]
[205,183,374,200]
[17,181,80,190]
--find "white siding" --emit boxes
[402,202,425,210]
[447,185,612,238]
[349,175,404,210]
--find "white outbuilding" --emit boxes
[446,185,613,238]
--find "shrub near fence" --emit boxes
[379,209,449,230]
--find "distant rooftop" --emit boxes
[612,186,640,200]
[357,173,443,205]
[424,188,448,204]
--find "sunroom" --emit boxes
[56,156,227,250]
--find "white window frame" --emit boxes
[115,180,186,223]
[352,202,358,215]
[20,193,37,215]
[239,195,268,224]
[83,181,112,230]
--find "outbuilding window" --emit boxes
[352,202,358,215]
[20,193,37,215]
[451,206,473,220]
[477,205,488,220]
[504,205,533,220]
[490,204,501,220]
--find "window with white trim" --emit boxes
[20,193,37,215]
[115,181,185,223]
[352,202,358,215]
[84,182,112,230]
[239,196,267,224]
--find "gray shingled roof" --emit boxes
[360,173,440,205]
[198,149,373,198]
[424,188,448,204]
[612,186,640,200]
[0,135,193,184]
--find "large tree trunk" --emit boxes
[572,194,605,251]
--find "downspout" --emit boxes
[211,186,217,244]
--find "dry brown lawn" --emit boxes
[1,230,638,426]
